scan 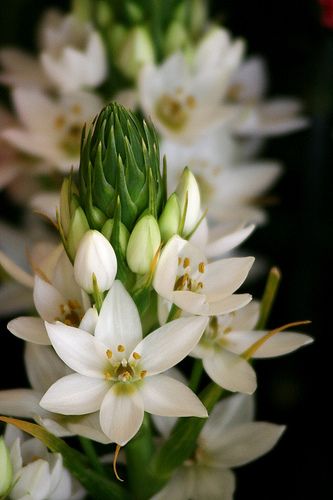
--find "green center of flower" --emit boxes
[155,92,197,131]
[200,316,233,350]
[174,257,205,293]
[104,348,146,384]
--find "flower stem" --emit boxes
[125,415,155,500]
[256,266,281,329]
[189,359,203,392]
[79,437,105,476]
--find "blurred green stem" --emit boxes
[256,266,281,329]
[79,437,105,475]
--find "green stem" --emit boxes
[79,437,105,476]
[166,303,182,322]
[125,415,155,500]
[256,266,281,329]
[188,359,203,392]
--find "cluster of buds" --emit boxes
[58,102,202,294]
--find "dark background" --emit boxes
[0,1,331,498]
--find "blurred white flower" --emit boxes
[2,425,85,500]
[40,281,208,445]
[0,48,51,90]
[139,28,244,143]
[2,88,102,172]
[191,301,313,394]
[152,394,285,500]
[153,235,254,316]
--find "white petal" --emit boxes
[40,374,108,415]
[200,394,255,448]
[0,249,34,288]
[0,389,45,419]
[11,460,51,500]
[206,223,255,258]
[153,235,186,300]
[7,316,50,345]
[100,385,144,445]
[226,331,313,358]
[95,280,142,358]
[211,422,286,468]
[66,413,111,444]
[141,375,207,417]
[134,316,208,375]
[204,257,254,301]
[24,343,70,393]
[228,300,259,331]
[206,293,252,316]
[45,322,106,378]
[151,467,193,500]
[189,466,235,500]
[33,276,67,322]
[203,350,257,394]
[79,307,98,334]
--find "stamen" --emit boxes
[68,299,81,310]
[105,371,112,381]
[197,282,203,290]
[54,115,65,129]
[186,95,197,108]
[132,352,141,360]
[140,370,147,379]
[183,257,190,268]
[106,349,112,359]
[113,444,124,482]
[198,262,205,273]
[117,344,125,352]
[71,104,82,114]
[178,257,182,266]
[223,327,232,335]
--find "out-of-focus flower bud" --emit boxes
[175,167,201,235]
[165,21,189,55]
[116,26,155,80]
[126,215,161,274]
[0,437,12,497]
[102,218,129,256]
[74,230,117,293]
[158,193,181,242]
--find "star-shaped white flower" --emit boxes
[139,28,244,143]
[153,235,254,316]
[2,88,103,172]
[191,301,313,394]
[2,425,85,500]
[40,281,208,445]
[152,394,285,500]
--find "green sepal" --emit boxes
[92,143,116,217]
[116,155,138,229]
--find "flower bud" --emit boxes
[126,215,161,274]
[116,27,155,80]
[175,167,201,235]
[102,218,129,256]
[158,193,180,242]
[74,230,117,293]
[165,21,189,55]
[0,437,12,497]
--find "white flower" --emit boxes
[2,425,85,500]
[191,301,313,394]
[162,129,281,225]
[39,10,107,92]
[74,230,117,293]
[152,394,285,500]
[153,235,254,316]
[0,343,110,444]
[139,28,244,143]
[40,280,208,445]
[0,48,51,89]
[2,88,103,172]
[7,248,90,345]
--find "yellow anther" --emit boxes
[105,371,112,381]
[140,370,147,379]
[71,104,82,114]
[186,95,197,108]
[68,299,81,310]
[133,352,141,360]
[117,344,125,352]
[197,282,203,290]
[106,349,113,359]
[183,257,190,268]
[198,262,205,273]
[223,327,232,335]
[178,257,182,266]
[54,115,65,129]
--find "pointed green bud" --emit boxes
[116,26,155,80]
[102,218,129,256]
[79,102,165,232]
[0,437,12,497]
[126,215,161,275]
[67,207,90,261]
[158,193,181,242]
[175,167,201,235]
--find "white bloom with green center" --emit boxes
[191,301,313,394]
[139,28,244,143]
[153,235,254,316]
[7,248,90,345]
[2,88,102,172]
[2,425,85,500]
[40,280,208,445]
[152,394,285,500]
[0,343,110,444]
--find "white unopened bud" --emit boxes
[158,193,181,242]
[0,437,12,497]
[74,230,117,293]
[126,215,161,274]
[116,26,154,80]
[175,167,201,235]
